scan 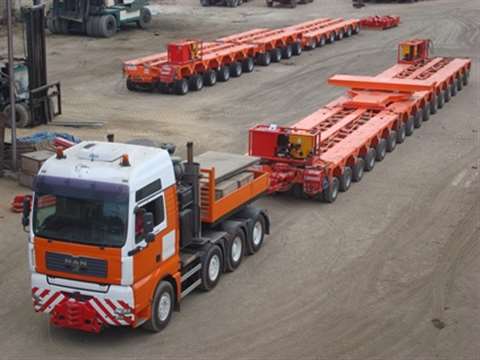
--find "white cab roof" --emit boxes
[39,141,176,191]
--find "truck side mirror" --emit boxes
[143,212,155,242]
[22,197,31,228]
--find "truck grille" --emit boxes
[46,252,107,278]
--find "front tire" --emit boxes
[143,281,174,333]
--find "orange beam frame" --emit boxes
[328,75,436,93]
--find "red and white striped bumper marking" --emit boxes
[31,287,134,327]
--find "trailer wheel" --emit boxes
[143,281,174,333]
[364,148,376,172]
[353,24,360,34]
[230,62,243,77]
[337,30,344,40]
[436,91,444,109]
[339,167,352,192]
[352,158,365,182]
[328,32,336,44]
[323,177,339,203]
[200,245,223,291]
[138,7,152,29]
[189,75,204,91]
[450,82,457,97]
[462,71,469,86]
[98,15,117,38]
[456,76,463,91]
[422,105,430,122]
[242,57,255,73]
[204,70,217,86]
[3,103,31,128]
[396,124,406,144]
[405,113,414,136]
[429,97,437,115]
[346,26,353,37]
[282,44,293,59]
[443,88,450,103]
[225,230,245,272]
[375,139,387,161]
[413,111,423,128]
[318,35,326,47]
[217,66,231,81]
[292,41,302,56]
[386,131,397,152]
[174,79,189,95]
[289,0,298,8]
[271,48,282,62]
[307,38,317,50]
[257,52,271,66]
[246,215,266,254]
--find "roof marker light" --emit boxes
[120,154,131,167]
[56,147,66,159]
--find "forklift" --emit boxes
[0,4,61,128]
[46,0,152,38]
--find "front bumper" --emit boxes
[31,272,135,333]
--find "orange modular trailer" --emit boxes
[123,17,360,95]
[26,143,271,333]
[248,39,471,203]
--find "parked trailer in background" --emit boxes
[248,40,471,203]
[123,18,360,95]
[266,0,313,9]
[24,142,271,333]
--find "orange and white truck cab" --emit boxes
[25,141,270,333]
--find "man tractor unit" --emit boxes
[23,141,270,332]
[47,0,152,37]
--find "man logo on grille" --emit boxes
[65,257,87,273]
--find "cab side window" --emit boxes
[135,195,165,243]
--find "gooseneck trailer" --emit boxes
[24,142,270,332]
[248,40,471,202]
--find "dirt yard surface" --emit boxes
[0,0,479,359]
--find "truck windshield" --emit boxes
[32,176,129,248]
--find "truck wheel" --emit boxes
[450,82,457,97]
[289,0,298,8]
[422,105,430,122]
[430,97,437,114]
[375,139,387,161]
[352,158,365,182]
[225,230,245,272]
[138,7,152,29]
[143,281,174,333]
[189,74,204,91]
[204,69,217,86]
[413,111,422,128]
[246,215,266,254]
[364,148,376,172]
[328,32,336,44]
[200,245,223,291]
[174,79,189,95]
[396,124,406,144]
[257,52,271,66]
[98,15,117,38]
[387,131,397,152]
[437,91,444,109]
[456,76,463,91]
[323,177,339,203]
[270,48,282,63]
[3,103,31,128]
[217,66,231,81]
[242,57,255,72]
[443,88,450,103]
[292,41,302,56]
[281,44,293,59]
[230,62,243,77]
[339,167,352,192]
